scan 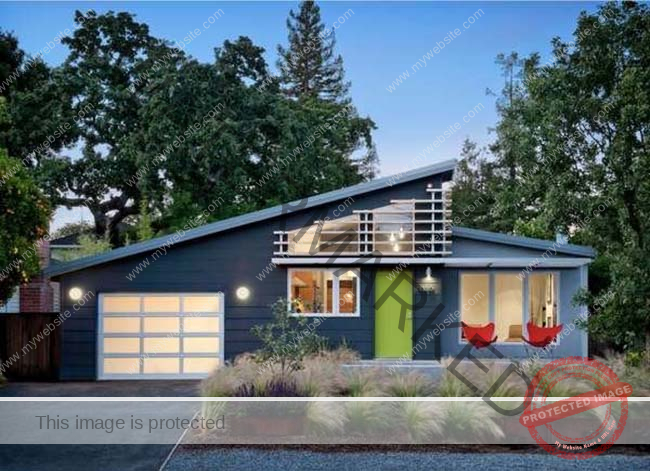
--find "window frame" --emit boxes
[288,268,361,317]
[458,271,560,345]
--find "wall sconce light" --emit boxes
[425,267,432,280]
[236,286,250,300]
[392,243,400,252]
[69,287,83,301]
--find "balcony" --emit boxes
[273,188,452,257]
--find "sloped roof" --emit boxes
[453,226,595,257]
[46,159,457,277]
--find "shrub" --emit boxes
[383,371,435,397]
[251,298,327,377]
[442,402,505,443]
[234,377,302,397]
[337,369,383,397]
[391,401,444,442]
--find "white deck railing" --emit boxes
[273,188,452,257]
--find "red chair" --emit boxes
[522,322,563,348]
[461,321,498,348]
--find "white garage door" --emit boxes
[98,293,224,379]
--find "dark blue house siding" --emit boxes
[55,173,448,380]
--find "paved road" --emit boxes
[0,445,174,471]
[165,447,650,471]
[0,381,198,470]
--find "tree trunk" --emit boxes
[645,331,650,367]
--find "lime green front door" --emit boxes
[374,270,413,358]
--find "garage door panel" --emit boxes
[103,297,141,313]
[104,358,141,375]
[183,357,220,374]
[143,316,180,333]
[103,317,141,333]
[143,296,180,313]
[99,293,223,379]
[183,337,220,353]
[143,337,180,354]
[183,296,220,313]
[103,338,140,354]
[184,317,220,333]
[143,358,180,374]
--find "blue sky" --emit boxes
[0,1,601,229]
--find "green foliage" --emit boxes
[452,3,650,356]
[277,0,350,102]
[52,221,94,240]
[383,371,435,397]
[0,111,50,303]
[58,234,111,262]
[251,298,327,376]
[135,199,155,241]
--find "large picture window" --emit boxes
[529,273,558,327]
[460,272,558,343]
[289,269,360,317]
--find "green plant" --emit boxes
[58,234,112,262]
[442,402,505,443]
[251,298,328,377]
[344,401,390,435]
[626,351,643,368]
[305,402,347,437]
[391,401,444,442]
[383,372,434,397]
[338,369,383,397]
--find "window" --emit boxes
[529,274,557,327]
[460,273,489,339]
[495,274,523,342]
[289,269,360,316]
[460,272,558,343]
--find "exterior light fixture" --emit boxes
[236,286,250,300]
[389,233,396,242]
[399,226,405,239]
[69,287,83,301]
[425,267,432,280]
[393,243,400,252]
[427,183,433,188]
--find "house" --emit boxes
[44,159,594,380]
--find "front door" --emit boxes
[374,270,413,358]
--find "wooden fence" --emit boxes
[0,312,60,380]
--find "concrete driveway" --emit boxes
[0,380,201,396]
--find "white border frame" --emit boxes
[287,268,361,318]
[97,292,225,380]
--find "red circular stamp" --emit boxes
[519,356,632,459]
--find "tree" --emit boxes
[449,139,500,231]
[277,0,350,102]
[57,234,111,262]
[0,30,76,165]
[52,221,94,239]
[484,3,650,357]
[0,99,50,304]
[40,10,185,245]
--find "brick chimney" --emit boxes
[19,239,54,312]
